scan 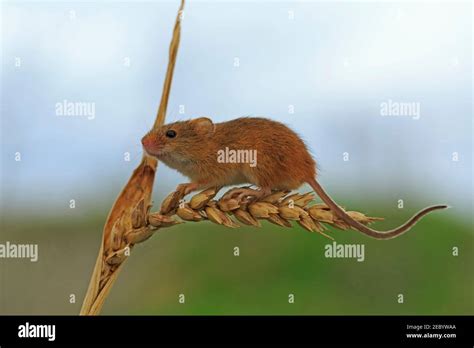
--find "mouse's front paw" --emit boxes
[176,183,199,196]
[160,183,200,214]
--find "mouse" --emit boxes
[141,116,447,239]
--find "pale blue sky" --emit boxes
[1,1,472,216]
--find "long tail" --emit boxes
[307,178,448,240]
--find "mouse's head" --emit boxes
[141,117,215,160]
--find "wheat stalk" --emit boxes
[80,0,185,315]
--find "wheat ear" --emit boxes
[85,185,381,313]
[126,187,383,244]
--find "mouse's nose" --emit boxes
[141,134,154,149]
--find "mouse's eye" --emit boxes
[165,130,177,138]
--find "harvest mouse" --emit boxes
[142,117,447,239]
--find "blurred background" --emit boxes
[1,0,472,314]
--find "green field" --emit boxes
[1,199,472,315]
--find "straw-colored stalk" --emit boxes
[80,0,184,315]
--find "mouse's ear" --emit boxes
[191,117,215,136]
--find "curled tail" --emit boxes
[307,178,448,240]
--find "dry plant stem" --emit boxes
[154,0,184,128]
[80,0,185,315]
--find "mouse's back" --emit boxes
[214,117,317,190]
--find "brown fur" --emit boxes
[142,117,316,190]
